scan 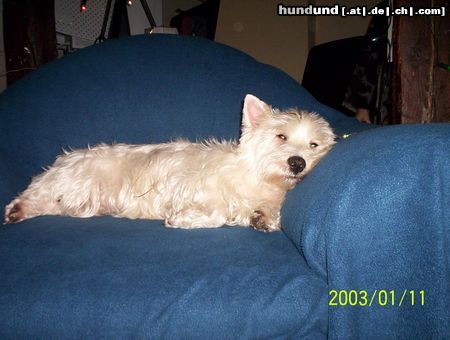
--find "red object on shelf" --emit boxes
[80,0,87,12]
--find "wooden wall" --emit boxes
[392,0,449,123]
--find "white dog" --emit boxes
[4,95,336,232]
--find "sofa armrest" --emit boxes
[281,124,449,338]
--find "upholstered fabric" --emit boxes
[0,34,447,338]
[282,124,449,339]
[0,217,328,339]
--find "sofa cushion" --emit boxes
[0,217,328,338]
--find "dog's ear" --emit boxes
[242,94,271,129]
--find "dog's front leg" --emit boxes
[165,209,227,229]
[250,208,281,232]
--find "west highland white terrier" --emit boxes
[4,95,336,232]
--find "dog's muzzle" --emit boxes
[287,156,306,174]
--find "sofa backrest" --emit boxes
[0,34,364,204]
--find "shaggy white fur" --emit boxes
[4,94,336,231]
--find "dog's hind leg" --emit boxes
[4,171,71,224]
[4,198,26,224]
[4,192,61,224]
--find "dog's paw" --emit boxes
[250,210,279,232]
[164,218,182,229]
[4,200,25,224]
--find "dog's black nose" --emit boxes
[287,156,306,174]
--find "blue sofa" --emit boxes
[0,35,448,339]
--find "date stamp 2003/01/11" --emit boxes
[329,289,425,307]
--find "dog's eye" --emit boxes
[310,142,319,148]
[277,134,287,141]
